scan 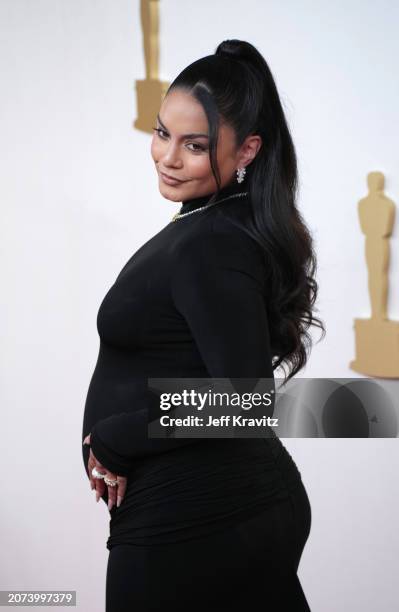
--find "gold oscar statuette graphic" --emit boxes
[350,171,399,377]
[134,0,170,133]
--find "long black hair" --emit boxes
[167,39,325,383]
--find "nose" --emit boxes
[162,141,183,168]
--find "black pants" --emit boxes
[105,478,312,611]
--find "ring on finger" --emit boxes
[92,466,106,479]
[104,476,118,487]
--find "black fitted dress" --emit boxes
[82,179,312,611]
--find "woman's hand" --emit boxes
[83,433,127,511]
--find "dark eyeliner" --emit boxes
[152,127,206,152]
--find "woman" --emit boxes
[82,39,324,611]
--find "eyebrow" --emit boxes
[156,114,209,139]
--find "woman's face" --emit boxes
[151,88,260,203]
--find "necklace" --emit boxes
[171,192,248,222]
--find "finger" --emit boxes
[94,461,106,501]
[116,477,127,508]
[95,474,106,502]
[89,450,105,491]
[83,433,91,445]
[87,454,96,490]
[106,472,118,511]
[91,453,107,501]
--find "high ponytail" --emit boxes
[166,39,325,384]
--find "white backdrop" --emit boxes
[1,1,398,610]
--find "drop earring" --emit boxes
[236,167,246,183]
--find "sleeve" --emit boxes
[88,222,274,476]
[170,224,274,379]
[89,394,204,476]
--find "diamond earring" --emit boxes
[236,167,246,183]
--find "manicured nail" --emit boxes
[96,491,100,502]
[108,500,113,511]
[117,496,122,507]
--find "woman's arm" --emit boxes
[88,220,274,475]
[89,396,204,476]
[171,224,274,379]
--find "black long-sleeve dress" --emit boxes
[81,179,312,611]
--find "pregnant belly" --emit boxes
[105,437,302,548]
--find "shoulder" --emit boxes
[177,205,263,259]
[172,206,267,288]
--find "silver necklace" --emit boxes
[171,192,248,222]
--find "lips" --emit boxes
[160,171,185,183]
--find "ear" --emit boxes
[238,134,263,168]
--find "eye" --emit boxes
[152,127,168,139]
[151,128,207,153]
[187,143,206,152]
